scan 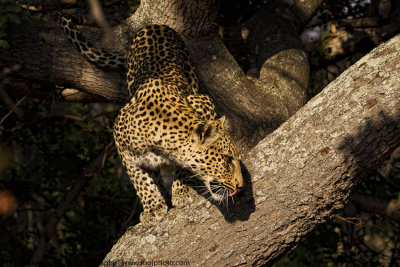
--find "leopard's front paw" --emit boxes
[140,204,168,226]
[172,186,194,208]
[172,194,193,208]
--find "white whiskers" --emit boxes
[185,173,202,179]
[191,181,235,210]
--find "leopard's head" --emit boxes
[182,116,243,202]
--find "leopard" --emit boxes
[60,15,244,225]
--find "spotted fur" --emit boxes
[60,15,243,225]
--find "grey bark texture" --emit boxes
[102,34,400,266]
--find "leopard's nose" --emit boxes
[236,175,244,188]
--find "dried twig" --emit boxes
[0,65,26,123]
[0,94,27,125]
[29,143,116,266]
[335,215,364,226]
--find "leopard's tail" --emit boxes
[60,15,126,69]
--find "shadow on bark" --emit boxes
[221,162,255,222]
[337,110,400,183]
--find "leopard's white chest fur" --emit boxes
[125,151,177,190]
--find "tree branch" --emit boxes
[0,14,128,103]
[201,1,324,148]
[102,34,400,266]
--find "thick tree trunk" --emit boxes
[101,34,400,266]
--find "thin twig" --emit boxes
[0,93,27,125]
[29,143,116,266]
[335,215,364,226]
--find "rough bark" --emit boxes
[102,34,400,266]
[183,0,322,148]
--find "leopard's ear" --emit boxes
[217,116,225,126]
[192,121,220,146]
[217,115,233,132]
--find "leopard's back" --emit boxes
[127,25,199,96]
